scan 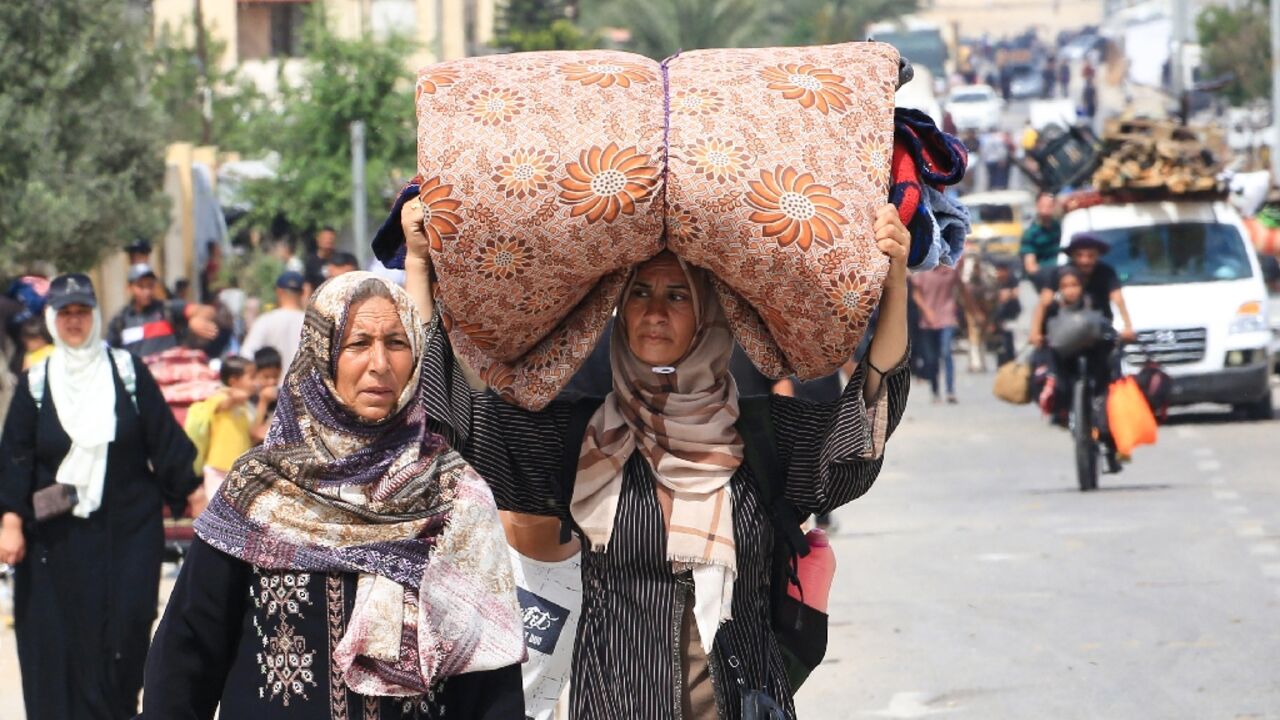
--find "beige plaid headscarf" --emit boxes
[572,256,743,652]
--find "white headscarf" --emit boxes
[43,305,117,518]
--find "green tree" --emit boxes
[0,0,168,275]
[1197,0,1272,105]
[148,23,273,153]
[767,0,919,46]
[238,11,416,236]
[495,0,596,52]
[595,0,765,59]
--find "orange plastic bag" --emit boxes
[1108,377,1157,456]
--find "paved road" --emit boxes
[2,368,1276,719]
[796,365,1280,720]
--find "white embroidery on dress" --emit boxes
[253,568,319,706]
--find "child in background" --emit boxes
[250,347,282,445]
[185,357,256,510]
[19,316,53,370]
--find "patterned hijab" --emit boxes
[195,272,523,696]
[572,255,744,652]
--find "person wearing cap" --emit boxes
[1030,232,1136,349]
[0,273,200,720]
[239,271,306,376]
[125,237,153,267]
[107,263,219,358]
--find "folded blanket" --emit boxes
[888,108,969,272]
[893,108,969,187]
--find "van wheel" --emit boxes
[1234,395,1275,421]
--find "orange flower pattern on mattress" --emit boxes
[415,43,899,409]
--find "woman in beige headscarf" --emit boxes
[402,202,913,720]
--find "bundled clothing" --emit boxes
[418,262,911,719]
[142,273,524,719]
[889,108,972,271]
[0,306,198,719]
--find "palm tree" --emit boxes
[595,0,765,59]
[763,0,919,47]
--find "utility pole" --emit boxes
[351,121,369,269]
[1272,0,1280,181]
[1170,0,1188,100]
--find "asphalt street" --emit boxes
[796,364,1280,720]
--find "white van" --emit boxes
[1060,199,1274,419]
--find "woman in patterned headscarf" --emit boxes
[399,199,915,719]
[141,272,525,719]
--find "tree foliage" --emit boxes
[766,0,919,46]
[238,10,416,236]
[148,23,273,153]
[496,0,596,52]
[584,0,914,59]
[0,0,168,275]
[602,0,765,58]
[1196,0,1273,106]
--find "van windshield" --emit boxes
[969,203,1015,223]
[1089,222,1254,285]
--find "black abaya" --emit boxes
[0,354,198,719]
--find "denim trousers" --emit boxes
[919,326,957,396]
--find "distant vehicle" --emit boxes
[1061,198,1274,418]
[960,189,1034,260]
[1007,65,1045,99]
[868,20,951,85]
[945,84,1003,131]
[896,65,943,125]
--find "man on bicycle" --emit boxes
[1029,233,1138,471]
[1030,232,1137,347]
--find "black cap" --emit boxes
[276,271,305,292]
[47,273,97,310]
[128,263,158,283]
[125,237,153,255]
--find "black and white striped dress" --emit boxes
[421,321,910,719]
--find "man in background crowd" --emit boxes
[1020,193,1063,292]
[107,264,219,358]
[325,251,359,279]
[125,238,152,267]
[912,265,963,404]
[240,271,306,376]
[304,226,338,296]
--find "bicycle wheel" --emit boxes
[1072,377,1098,491]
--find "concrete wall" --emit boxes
[151,0,490,83]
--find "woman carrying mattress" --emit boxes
[398,195,913,719]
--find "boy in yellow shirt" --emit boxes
[188,357,256,505]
